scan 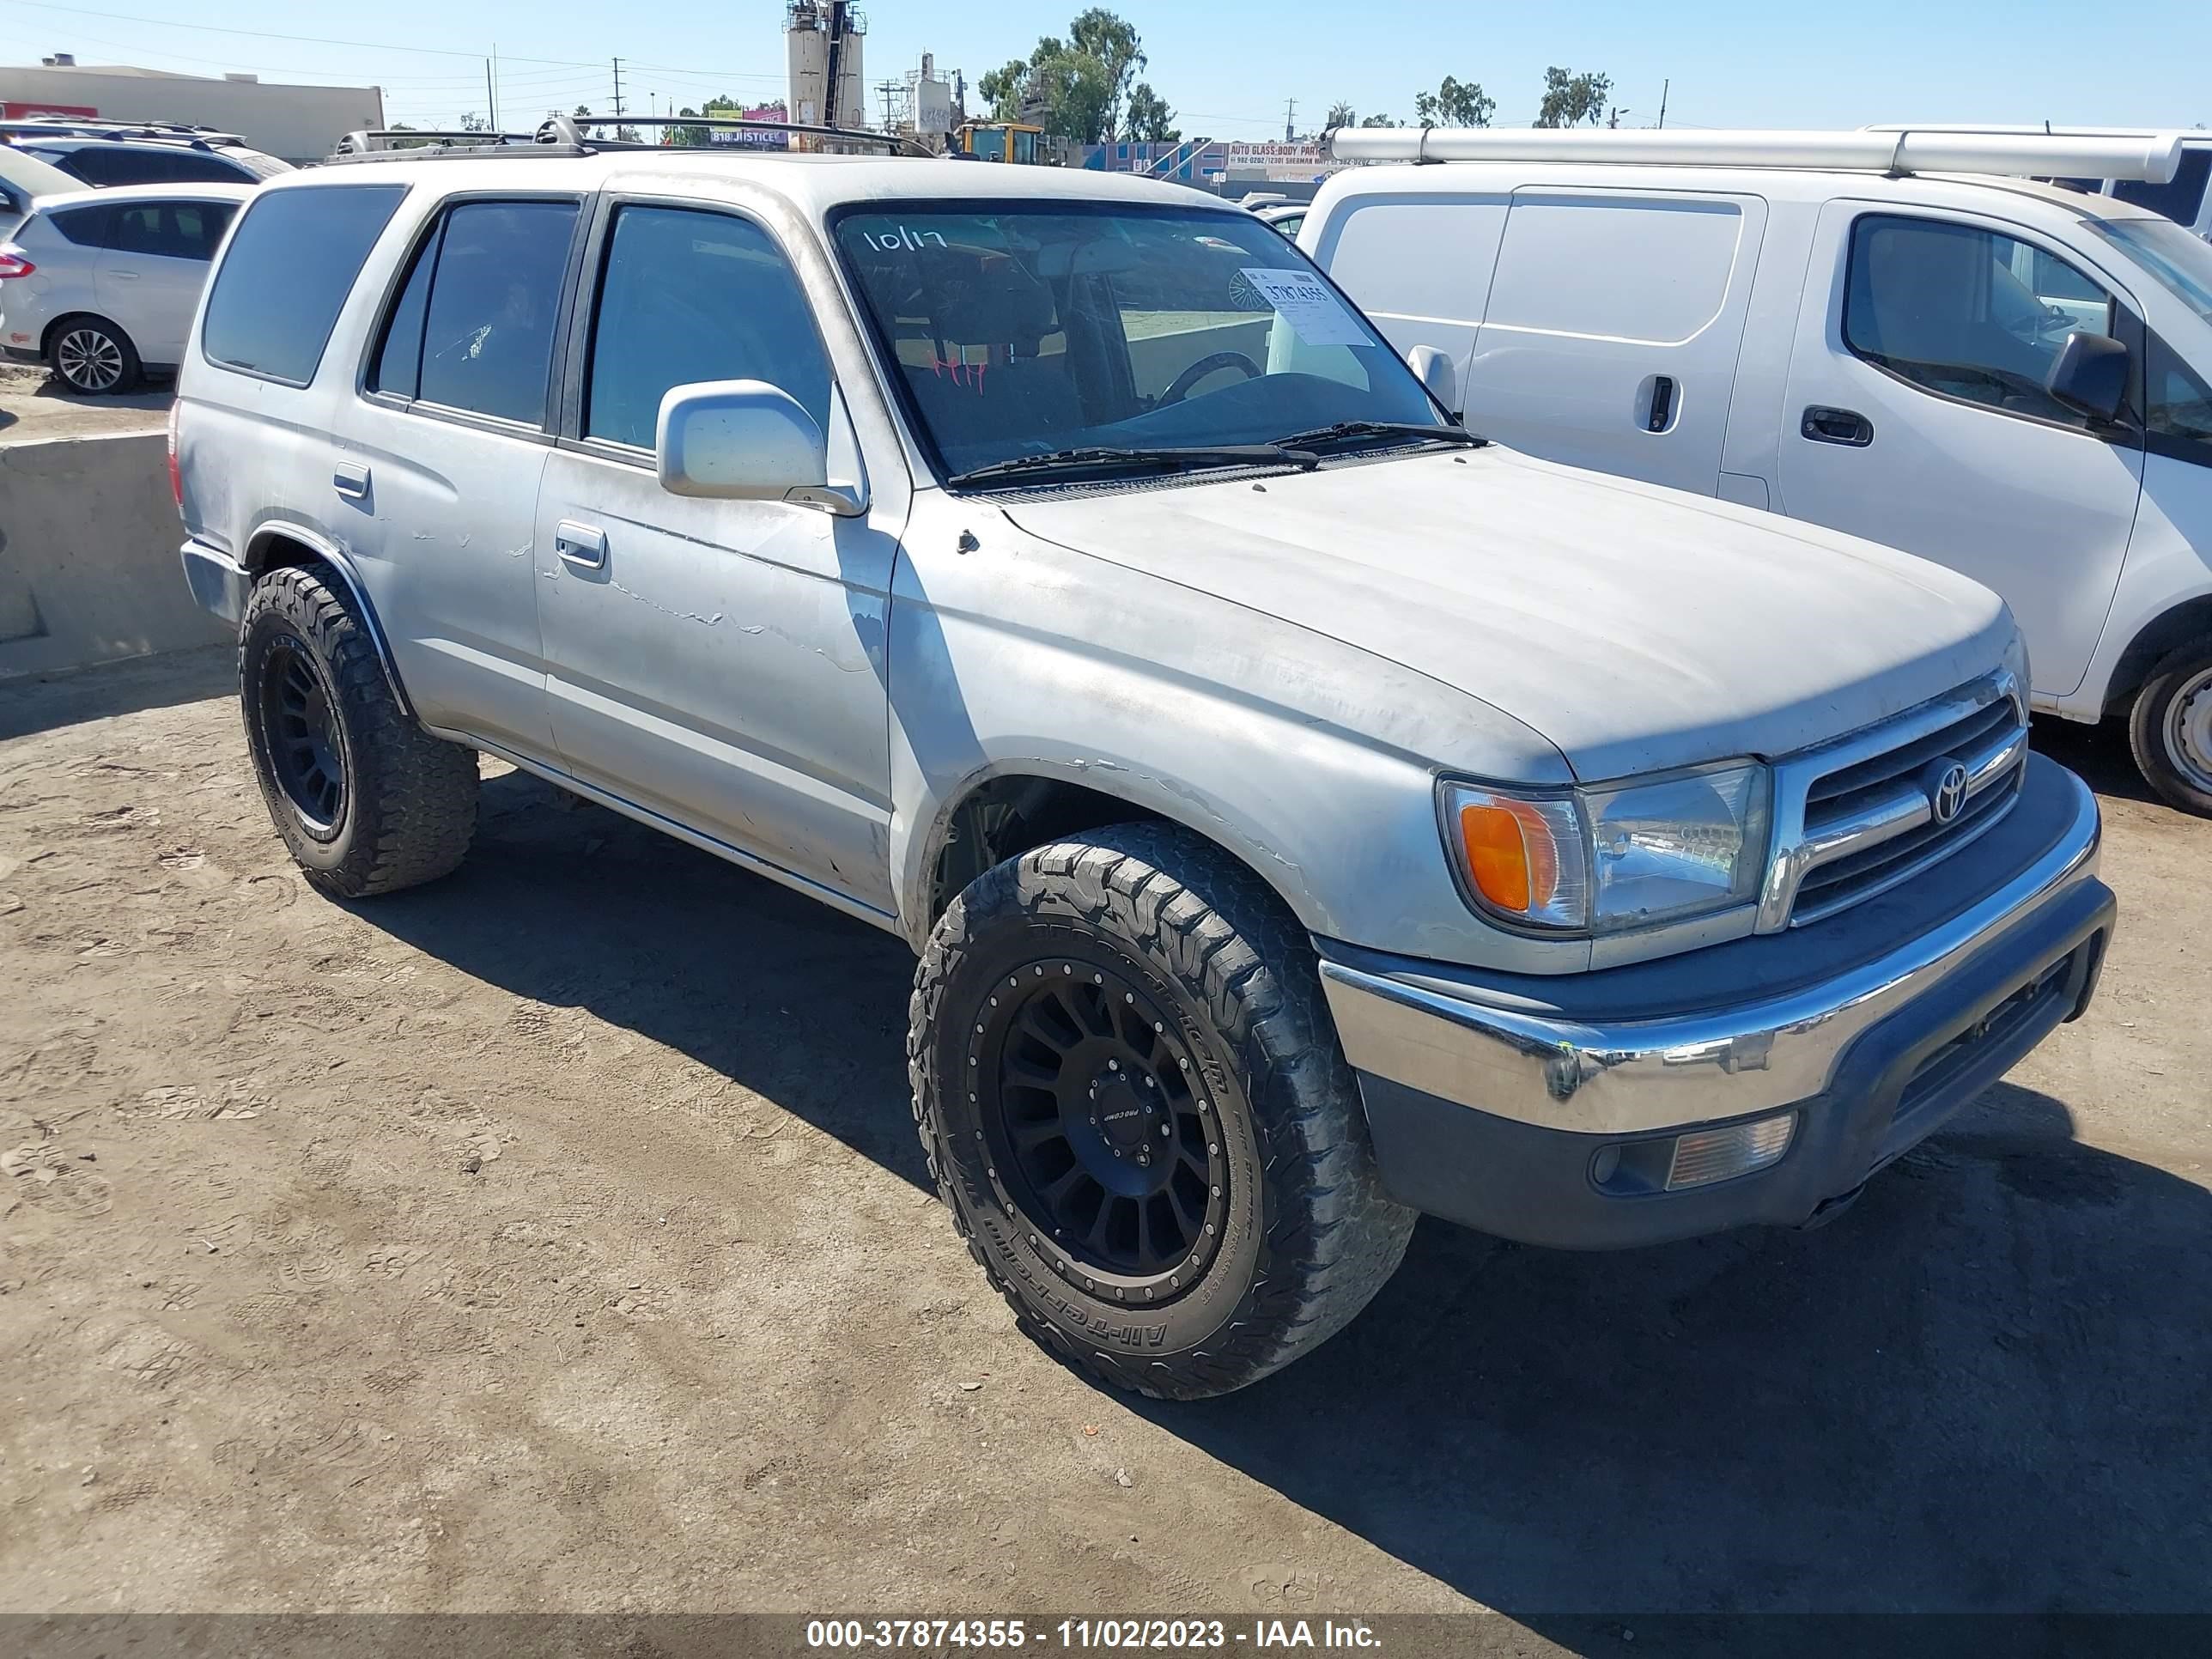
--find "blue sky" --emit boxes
[3,0,2206,137]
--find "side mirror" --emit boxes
[2045,331,2129,423]
[1405,344,1460,419]
[657,380,830,503]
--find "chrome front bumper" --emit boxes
[1320,759,2107,1140]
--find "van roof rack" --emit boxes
[1325,126,2190,184]
[329,111,930,165]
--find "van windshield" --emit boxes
[2082,215,2212,327]
[831,203,1452,483]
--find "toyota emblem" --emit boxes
[1925,758,1971,825]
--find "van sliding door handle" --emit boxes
[1646,375,1676,433]
[1801,406,1875,447]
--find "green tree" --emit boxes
[1070,7,1145,137]
[1534,66,1611,128]
[671,106,711,147]
[1124,82,1180,143]
[1412,76,1493,130]
[979,58,1030,122]
[1326,100,1357,130]
[979,9,1158,143]
[1358,112,1396,128]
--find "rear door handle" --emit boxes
[555,520,608,569]
[1646,375,1676,433]
[1801,405,1875,447]
[332,462,370,499]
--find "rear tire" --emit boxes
[909,823,1415,1400]
[2128,637,2212,817]
[48,315,141,394]
[239,566,478,897]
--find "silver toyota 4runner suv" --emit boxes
[174,131,2115,1399]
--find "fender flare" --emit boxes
[242,524,416,722]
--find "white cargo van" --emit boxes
[1306,128,2212,813]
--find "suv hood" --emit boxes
[1001,447,2012,781]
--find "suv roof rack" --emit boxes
[331,126,576,161]
[1325,125,2190,184]
[555,112,931,156]
[329,111,930,166]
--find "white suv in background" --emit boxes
[0,182,250,392]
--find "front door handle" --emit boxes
[1801,405,1875,447]
[555,520,608,569]
[332,462,370,500]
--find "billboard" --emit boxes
[1225,141,1339,178]
[706,105,791,149]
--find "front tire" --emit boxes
[48,315,141,394]
[239,566,479,897]
[2128,637,2212,817]
[909,824,1415,1400]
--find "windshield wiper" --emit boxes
[947,443,1317,489]
[1272,420,1487,452]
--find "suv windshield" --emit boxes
[832,203,1451,482]
[2083,214,2212,326]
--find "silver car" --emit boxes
[0,182,250,391]
[173,140,2112,1398]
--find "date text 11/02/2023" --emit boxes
[803,1620,1383,1650]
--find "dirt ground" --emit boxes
[0,363,169,442]
[1,649,2207,1636]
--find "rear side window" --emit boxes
[46,204,114,247]
[46,146,247,187]
[203,185,406,385]
[584,204,830,449]
[413,200,578,424]
[109,200,237,262]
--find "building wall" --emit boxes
[0,67,384,162]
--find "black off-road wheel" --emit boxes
[910,823,1416,1400]
[239,566,478,897]
[2129,637,2212,817]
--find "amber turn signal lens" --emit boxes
[1458,799,1558,915]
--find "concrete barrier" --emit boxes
[0,429,229,679]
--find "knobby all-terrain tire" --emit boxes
[2128,635,2212,818]
[238,565,479,898]
[909,823,1416,1400]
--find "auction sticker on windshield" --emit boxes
[1237,267,1369,346]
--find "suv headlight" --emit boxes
[1442,763,1772,935]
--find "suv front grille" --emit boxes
[1770,673,2028,930]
